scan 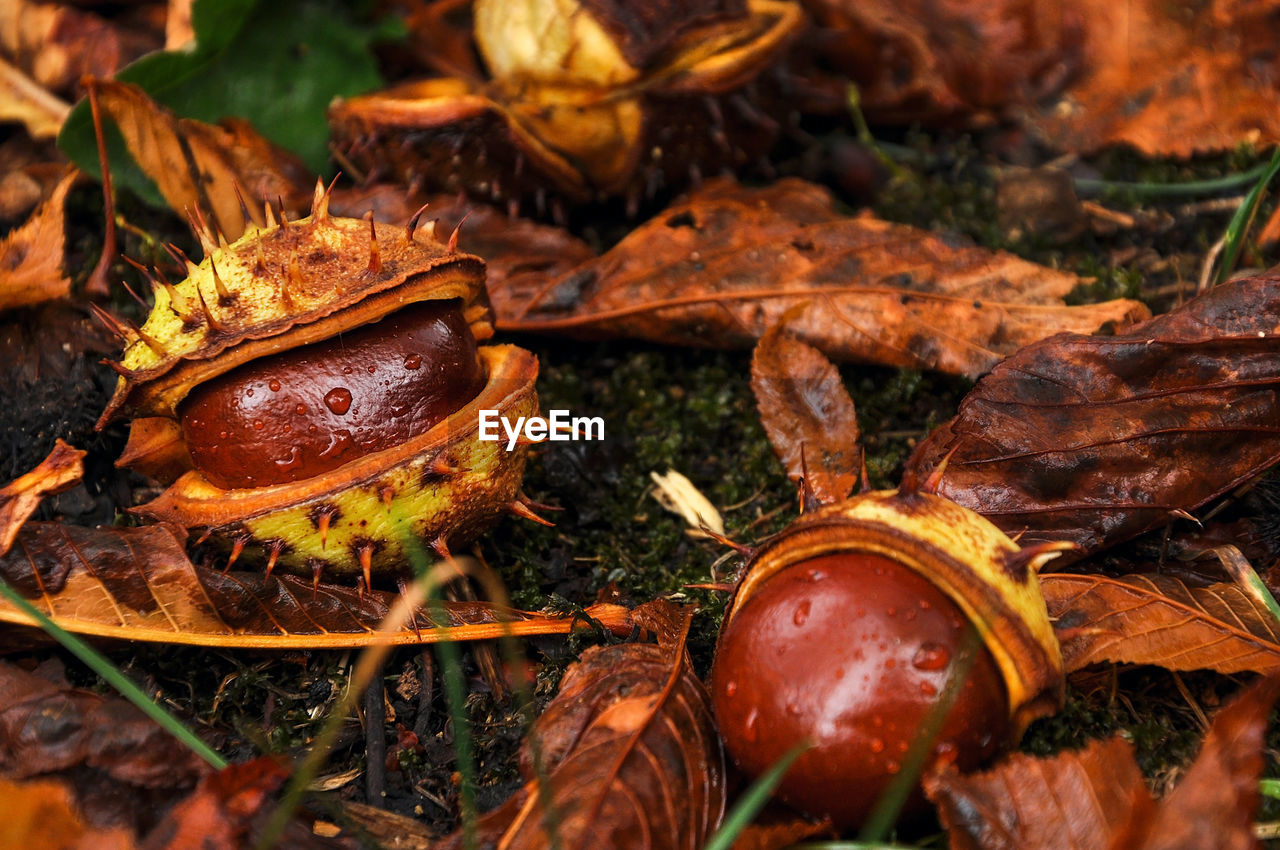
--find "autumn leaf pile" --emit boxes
[3,0,1280,848]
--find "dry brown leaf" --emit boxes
[927,674,1280,850]
[751,312,860,504]
[0,439,84,556]
[1042,572,1280,675]
[490,178,1149,378]
[0,521,634,648]
[1026,0,1280,155]
[0,776,136,850]
[906,274,1280,559]
[0,169,75,312]
[89,79,312,243]
[437,601,727,850]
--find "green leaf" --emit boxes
[59,0,400,202]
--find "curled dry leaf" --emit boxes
[907,274,1280,559]
[1041,572,1280,675]
[0,659,211,836]
[0,169,76,312]
[0,522,634,648]
[438,601,726,850]
[87,79,312,242]
[750,312,860,504]
[926,674,1280,850]
[0,439,84,555]
[490,178,1148,377]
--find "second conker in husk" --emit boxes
[710,488,1069,829]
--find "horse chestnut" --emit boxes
[179,300,485,490]
[98,182,540,583]
[712,552,1009,827]
[711,489,1069,830]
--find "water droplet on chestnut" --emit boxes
[268,379,282,392]
[325,387,353,415]
[913,642,951,671]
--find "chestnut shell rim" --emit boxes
[130,344,537,527]
[721,490,1066,737]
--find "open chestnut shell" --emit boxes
[710,488,1068,829]
[98,182,540,584]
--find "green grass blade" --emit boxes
[0,579,227,770]
[1260,778,1280,800]
[1216,147,1280,284]
[702,740,809,850]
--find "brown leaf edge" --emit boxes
[1042,572,1280,675]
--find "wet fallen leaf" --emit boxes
[82,78,312,241]
[906,274,1280,558]
[0,521,634,648]
[0,658,211,835]
[436,601,727,849]
[0,169,76,312]
[926,674,1280,850]
[751,311,860,504]
[0,439,84,555]
[1042,572,1280,675]
[490,178,1148,377]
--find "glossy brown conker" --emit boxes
[710,551,1010,830]
[179,299,485,490]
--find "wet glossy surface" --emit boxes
[180,301,484,489]
[711,552,1009,829]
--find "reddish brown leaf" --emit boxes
[438,602,727,849]
[906,274,1280,558]
[89,79,312,243]
[0,439,84,555]
[926,736,1154,850]
[927,675,1280,850]
[490,178,1148,378]
[1042,572,1280,675]
[751,313,860,504]
[0,522,635,648]
[0,169,75,312]
[0,659,211,835]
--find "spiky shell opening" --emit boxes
[98,183,490,426]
